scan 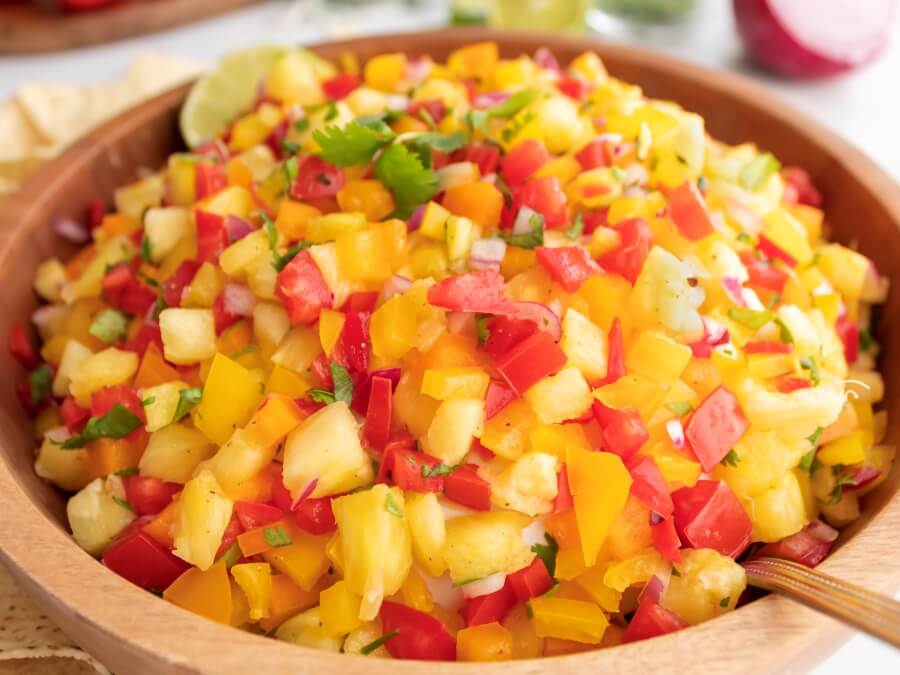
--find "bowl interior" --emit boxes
[0,27,898,675]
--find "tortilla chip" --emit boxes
[0,563,108,674]
[0,101,45,162]
[125,53,205,96]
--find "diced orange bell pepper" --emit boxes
[337,179,396,222]
[528,596,609,644]
[64,244,97,280]
[319,579,363,636]
[370,294,417,362]
[229,579,251,627]
[529,424,591,460]
[448,41,499,80]
[379,218,408,269]
[101,213,139,238]
[567,446,632,566]
[134,342,183,389]
[226,158,253,188]
[443,182,503,230]
[391,114,430,135]
[232,464,279,504]
[86,436,147,480]
[318,309,346,356]
[264,365,310,399]
[600,494,653,560]
[419,333,484,371]
[544,510,581,551]
[276,200,322,240]
[216,320,253,360]
[336,229,391,282]
[259,574,320,631]
[163,562,233,625]
[500,246,536,280]
[398,567,434,612]
[457,622,514,662]
[242,394,304,450]
[262,532,330,591]
[231,562,272,621]
[237,518,296,558]
[573,563,621,612]
[542,637,595,656]
[144,497,180,548]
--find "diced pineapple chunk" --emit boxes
[173,469,233,570]
[275,606,343,651]
[560,309,608,382]
[481,452,558,516]
[144,207,190,263]
[661,549,746,625]
[628,246,705,342]
[35,431,90,492]
[712,431,807,498]
[114,175,165,222]
[405,492,447,577]
[52,339,93,398]
[34,259,67,302]
[282,402,374,499]
[333,485,413,621]
[480,398,538,460]
[219,230,268,277]
[625,330,692,384]
[442,511,533,583]
[66,476,135,556]
[265,49,327,105]
[423,398,484,465]
[421,367,490,401]
[253,302,291,357]
[271,326,322,375]
[159,308,217,365]
[743,379,845,443]
[140,380,188,432]
[139,423,215,484]
[205,429,271,499]
[68,347,139,406]
[524,367,592,425]
[308,242,366,309]
[62,236,135,304]
[744,470,808,542]
[343,619,389,656]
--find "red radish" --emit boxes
[733,0,896,78]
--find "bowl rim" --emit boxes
[0,26,898,675]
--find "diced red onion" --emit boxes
[382,275,412,300]
[499,301,561,340]
[406,204,426,232]
[473,91,510,110]
[842,465,881,493]
[386,94,410,111]
[722,276,746,307]
[53,216,90,244]
[624,163,649,187]
[45,426,71,444]
[470,238,507,270]
[226,215,254,242]
[222,284,256,317]
[32,304,64,334]
[742,287,766,311]
[480,173,498,184]
[461,572,507,599]
[703,317,730,346]
[726,198,763,233]
[534,46,561,71]
[512,205,541,235]
[666,418,686,449]
[406,56,431,85]
[447,312,475,335]
[292,479,318,509]
[639,575,666,605]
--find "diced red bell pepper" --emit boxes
[60,397,91,433]
[363,375,392,452]
[234,501,285,531]
[672,480,752,559]
[88,197,106,229]
[212,289,240,335]
[500,139,549,186]
[513,176,567,228]
[427,269,508,313]
[290,156,345,200]
[194,161,227,200]
[777,376,813,393]
[309,353,333,390]
[835,315,859,364]
[627,455,673,518]
[575,138,612,171]
[161,260,201,308]
[195,210,229,263]
[294,497,337,535]
[650,515,682,563]
[485,380,516,420]
[16,376,47,417]
[597,318,625,387]
[91,385,147,444]
[741,252,788,293]
[494,330,567,396]
[552,465,574,513]
[557,76,591,101]
[592,401,649,460]
[322,73,360,101]
[535,246,597,292]
[461,143,500,176]
[331,311,370,374]
[444,464,491,511]
[126,321,163,357]
[597,218,652,283]
[668,181,714,241]
[391,449,445,493]
[343,291,379,313]
[459,584,517,627]
[276,249,334,325]
[8,321,39,369]
[375,432,417,484]
[507,557,554,602]
[380,601,457,661]
[758,234,797,268]
[102,524,190,591]
[270,472,294,512]
[744,340,793,354]
[756,520,838,568]
[216,514,245,558]
[684,386,749,472]
[482,316,538,361]
[122,475,181,516]
[622,599,688,644]
[781,166,823,208]
[408,98,447,125]
[351,367,401,416]
[101,263,158,316]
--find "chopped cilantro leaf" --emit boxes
[564,212,585,240]
[719,596,731,608]
[421,463,456,478]
[140,235,153,263]
[360,629,400,655]
[671,565,681,577]
[736,231,753,244]
[272,241,313,272]
[409,131,468,155]
[293,118,310,133]
[774,317,794,344]
[89,308,130,344]
[721,449,741,467]
[859,328,874,351]
[229,345,258,361]
[727,307,773,330]
[112,496,133,513]
[307,388,337,404]
[330,362,354,405]
[610,166,627,183]
[27,365,53,404]
[172,387,202,423]
[475,314,491,346]
[313,121,396,167]
[825,472,858,504]
[487,89,538,119]
[740,153,781,191]
[374,143,438,219]
[799,356,821,386]
[798,449,816,473]
[216,542,242,568]
[282,156,299,184]
[808,427,824,448]
[54,404,143,449]
[504,212,544,249]
[664,401,693,417]
[280,139,300,155]
[384,493,404,518]
[141,396,155,407]
[530,533,558,578]
[263,525,293,548]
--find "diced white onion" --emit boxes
[470,238,507,270]
[666,418,686,448]
[512,206,541,236]
[222,284,256,317]
[461,572,507,599]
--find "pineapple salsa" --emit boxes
[11,41,892,659]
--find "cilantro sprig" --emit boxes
[373,143,439,218]
[313,120,397,167]
[531,533,558,578]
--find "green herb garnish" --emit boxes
[89,308,130,344]
[263,525,293,548]
[54,404,143,449]
[27,365,53,404]
[740,153,781,191]
[504,212,544,249]
[721,449,741,467]
[664,401,693,417]
[564,212,585,240]
[172,387,202,423]
[727,307,773,330]
[384,493,404,518]
[360,629,400,655]
[330,362,354,405]
[531,533,558,578]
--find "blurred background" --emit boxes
[0,0,897,672]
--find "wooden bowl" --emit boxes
[0,28,898,675]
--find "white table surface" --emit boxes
[0,0,897,672]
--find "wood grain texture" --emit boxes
[0,27,898,675]
[0,0,262,54]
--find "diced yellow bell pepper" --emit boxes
[319,579,363,636]
[643,442,701,488]
[502,605,543,659]
[501,246,536,280]
[762,208,813,265]
[264,365,310,399]
[337,179,395,222]
[231,562,272,621]
[370,293,417,362]
[306,212,367,243]
[529,424,590,460]
[603,551,665,592]
[593,373,667,423]
[625,330,692,383]
[578,274,632,333]
[448,41,499,80]
[164,563,233,625]
[378,218,408,270]
[567,446,632,566]
[364,52,408,91]
[168,154,197,206]
[573,563,622,612]
[817,430,869,466]
[260,574,320,631]
[318,309,346,356]
[398,566,434,612]
[336,229,391,282]
[528,597,609,644]
[263,533,331,592]
[421,366,490,400]
[194,352,263,445]
[457,622,513,662]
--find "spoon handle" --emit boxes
[744,556,900,649]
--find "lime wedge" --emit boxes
[489,0,589,32]
[179,45,287,149]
